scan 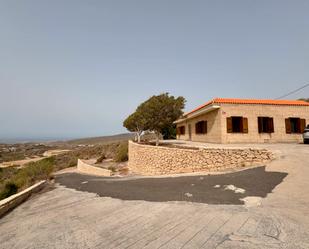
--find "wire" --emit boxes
[275,83,309,100]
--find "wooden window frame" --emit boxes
[227,116,248,133]
[195,121,207,134]
[258,117,274,133]
[285,118,306,134]
[177,126,186,135]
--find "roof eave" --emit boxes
[174,104,221,124]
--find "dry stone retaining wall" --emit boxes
[128,141,274,175]
[77,159,111,176]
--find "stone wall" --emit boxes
[77,159,111,176]
[128,141,273,175]
[177,108,222,143]
[221,104,309,143]
[177,103,309,144]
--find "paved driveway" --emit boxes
[55,166,287,205]
[0,143,309,248]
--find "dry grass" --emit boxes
[0,157,54,200]
[114,142,128,162]
[0,141,130,200]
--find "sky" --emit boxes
[0,0,309,140]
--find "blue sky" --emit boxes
[0,0,309,140]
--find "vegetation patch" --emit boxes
[0,182,19,199]
[95,154,106,164]
[107,165,117,172]
[0,144,54,163]
[0,141,131,200]
[114,142,128,162]
[0,157,54,200]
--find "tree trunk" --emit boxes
[155,132,160,146]
[137,133,141,143]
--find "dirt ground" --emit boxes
[0,149,70,168]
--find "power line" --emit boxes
[275,83,309,100]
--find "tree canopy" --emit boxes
[123,93,186,145]
[123,110,147,143]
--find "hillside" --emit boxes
[64,133,134,145]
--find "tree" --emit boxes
[299,98,309,102]
[161,124,177,140]
[123,93,186,145]
[138,93,185,145]
[123,111,146,143]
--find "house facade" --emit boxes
[175,98,309,143]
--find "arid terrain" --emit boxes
[0,133,134,201]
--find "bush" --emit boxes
[108,165,117,172]
[14,157,54,187]
[53,153,78,171]
[0,182,18,199]
[96,154,106,164]
[114,142,128,162]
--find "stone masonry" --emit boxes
[128,141,274,175]
[77,159,111,176]
[176,100,309,143]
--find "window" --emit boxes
[227,116,248,133]
[258,117,274,133]
[285,118,306,134]
[177,126,186,135]
[195,121,207,134]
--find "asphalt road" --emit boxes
[55,166,287,205]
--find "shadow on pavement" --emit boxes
[55,166,287,205]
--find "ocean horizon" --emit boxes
[0,133,132,144]
[0,137,76,144]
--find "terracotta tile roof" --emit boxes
[186,98,309,116]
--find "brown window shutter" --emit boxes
[176,127,180,135]
[227,117,232,133]
[243,117,248,133]
[204,121,207,133]
[285,118,291,134]
[258,117,263,133]
[269,118,274,133]
[195,123,199,134]
[300,119,306,133]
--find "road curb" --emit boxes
[0,180,46,218]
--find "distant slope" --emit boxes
[65,133,134,145]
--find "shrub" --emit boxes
[108,165,117,172]
[0,182,18,199]
[53,153,78,171]
[16,157,54,186]
[96,154,106,164]
[114,142,128,162]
